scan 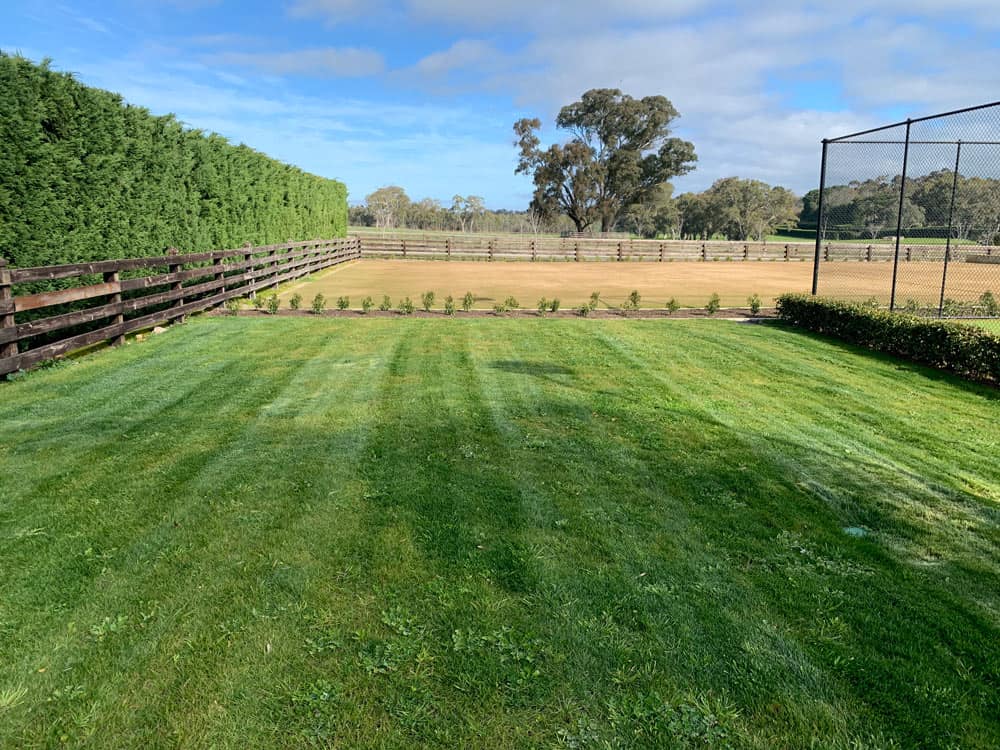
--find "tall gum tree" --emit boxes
[514,88,696,233]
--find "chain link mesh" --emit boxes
[814,103,1000,318]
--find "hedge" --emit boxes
[0,53,347,269]
[775,294,1000,384]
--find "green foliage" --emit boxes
[444,295,456,316]
[776,294,1000,383]
[577,303,591,317]
[504,296,519,311]
[224,298,240,316]
[666,298,680,314]
[493,302,507,315]
[336,296,349,310]
[361,296,373,314]
[549,298,560,313]
[252,295,264,310]
[979,290,999,316]
[379,295,392,312]
[265,295,280,315]
[748,293,761,316]
[462,291,475,312]
[536,297,548,315]
[311,293,326,314]
[289,293,302,311]
[706,293,721,316]
[421,290,435,312]
[0,53,347,268]
[623,289,641,313]
[398,297,415,315]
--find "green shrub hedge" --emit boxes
[0,53,347,269]
[775,294,1000,384]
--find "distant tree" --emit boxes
[514,88,696,232]
[450,195,486,232]
[700,178,799,241]
[366,186,410,229]
[622,183,678,238]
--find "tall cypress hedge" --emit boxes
[0,53,347,269]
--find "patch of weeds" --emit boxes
[556,717,602,748]
[606,692,739,749]
[504,296,520,311]
[378,294,392,311]
[224,298,240,315]
[285,680,341,744]
[626,289,641,313]
[398,297,415,315]
[577,303,592,317]
[266,295,280,315]
[589,291,601,311]
[359,641,408,675]
[421,290,435,312]
[666,298,680,315]
[336,296,349,310]
[748,293,761,315]
[706,292,721,316]
[493,302,508,315]
[289,292,302,311]
[304,628,344,656]
[537,297,548,316]
[979,290,998,316]
[89,614,128,640]
[462,291,475,312]
[310,293,326,314]
[361,295,373,314]
[0,685,28,713]
[549,298,561,313]
[444,295,456,316]
[252,295,264,310]
[381,607,426,639]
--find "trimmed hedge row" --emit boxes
[775,294,1000,384]
[0,53,347,269]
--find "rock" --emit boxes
[152,326,167,335]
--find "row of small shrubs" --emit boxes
[775,294,1000,383]
[231,290,765,317]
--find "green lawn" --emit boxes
[1,318,998,748]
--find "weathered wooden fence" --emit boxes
[358,234,1000,264]
[0,237,360,376]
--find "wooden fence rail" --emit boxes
[0,237,360,376]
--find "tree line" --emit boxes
[0,53,347,269]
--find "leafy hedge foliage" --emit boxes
[0,53,347,268]
[776,294,1000,384]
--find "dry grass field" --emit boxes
[278,259,999,310]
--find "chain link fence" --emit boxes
[812,102,1000,318]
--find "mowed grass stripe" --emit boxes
[0,317,997,748]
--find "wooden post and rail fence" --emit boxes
[0,237,360,376]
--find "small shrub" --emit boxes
[421,290,435,312]
[628,290,641,311]
[493,302,508,315]
[979,290,998,316]
[706,293,721,316]
[537,297,548,315]
[549,298,561,313]
[398,297,415,315]
[252,295,264,310]
[589,291,601,311]
[462,291,475,312]
[902,298,920,314]
[504,296,519,311]
[361,296,373,314]
[311,293,326,314]
[577,303,591,317]
[224,298,240,316]
[379,295,392,311]
[666,298,680,315]
[289,292,302,311]
[266,295,280,315]
[444,295,456,316]
[748,293,761,316]
[337,296,350,310]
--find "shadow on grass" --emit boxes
[763,322,1000,399]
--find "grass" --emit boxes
[1,317,998,748]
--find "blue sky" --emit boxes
[3,0,999,208]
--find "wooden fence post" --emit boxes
[104,269,125,345]
[659,242,665,262]
[488,239,494,261]
[905,246,912,262]
[446,237,451,260]
[743,244,750,260]
[866,245,873,262]
[166,246,187,322]
[824,244,830,262]
[0,258,17,359]
[784,244,790,261]
[574,241,580,262]
[616,241,623,261]
[701,243,707,261]
[530,239,536,261]
[402,239,407,258]
[242,242,254,299]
